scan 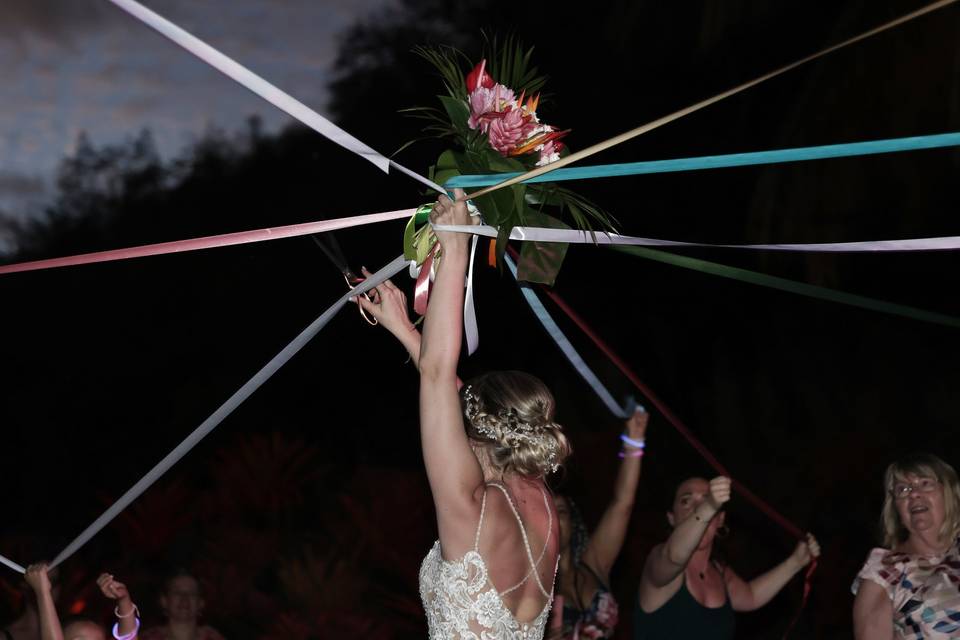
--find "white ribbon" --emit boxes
[463,235,479,354]
[105,0,444,194]
[0,556,24,574]
[409,202,482,353]
[505,254,630,418]
[37,256,409,570]
[104,0,484,351]
[433,224,960,253]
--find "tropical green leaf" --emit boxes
[412,45,469,101]
[437,96,471,138]
[495,222,511,270]
[512,184,527,222]
[391,136,430,158]
[486,153,526,174]
[516,210,571,285]
[431,149,463,189]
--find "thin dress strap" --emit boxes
[484,483,554,598]
[473,488,489,552]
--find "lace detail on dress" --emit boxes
[419,484,557,639]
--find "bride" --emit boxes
[357,189,571,638]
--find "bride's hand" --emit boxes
[355,268,418,341]
[430,188,475,255]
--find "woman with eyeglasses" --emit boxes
[852,453,960,639]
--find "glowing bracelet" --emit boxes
[112,617,140,640]
[620,434,646,449]
[114,604,139,619]
[618,449,644,459]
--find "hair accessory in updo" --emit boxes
[463,384,560,472]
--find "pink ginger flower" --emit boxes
[487,106,536,155]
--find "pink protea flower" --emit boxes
[489,84,516,113]
[467,87,496,131]
[487,106,535,155]
[468,84,516,132]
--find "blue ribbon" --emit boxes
[505,253,632,419]
[445,132,960,188]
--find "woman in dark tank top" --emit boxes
[634,476,819,639]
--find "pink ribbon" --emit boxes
[413,245,437,316]
[0,208,415,275]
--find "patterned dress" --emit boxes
[559,564,619,639]
[852,538,960,638]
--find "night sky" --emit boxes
[0,0,392,244]
[2,1,960,639]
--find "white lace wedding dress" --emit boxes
[419,483,557,639]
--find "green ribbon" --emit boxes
[611,245,960,329]
[403,204,436,263]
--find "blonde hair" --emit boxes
[461,371,571,478]
[880,453,960,548]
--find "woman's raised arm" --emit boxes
[582,409,648,579]
[417,190,484,545]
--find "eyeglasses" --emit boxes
[891,477,940,499]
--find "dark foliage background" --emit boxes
[2,1,960,637]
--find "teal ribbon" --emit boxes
[445,132,960,187]
[611,246,960,329]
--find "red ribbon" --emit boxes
[507,247,817,635]
[781,558,818,639]
[535,282,804,537]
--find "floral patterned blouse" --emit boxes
[559,588,618,639]
[852,538,960,638]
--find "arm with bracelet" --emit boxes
[97,573,139,640]
[580,408,649,579]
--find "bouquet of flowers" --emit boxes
[403,38,616,285]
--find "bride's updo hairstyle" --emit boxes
[460,371,571,478]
